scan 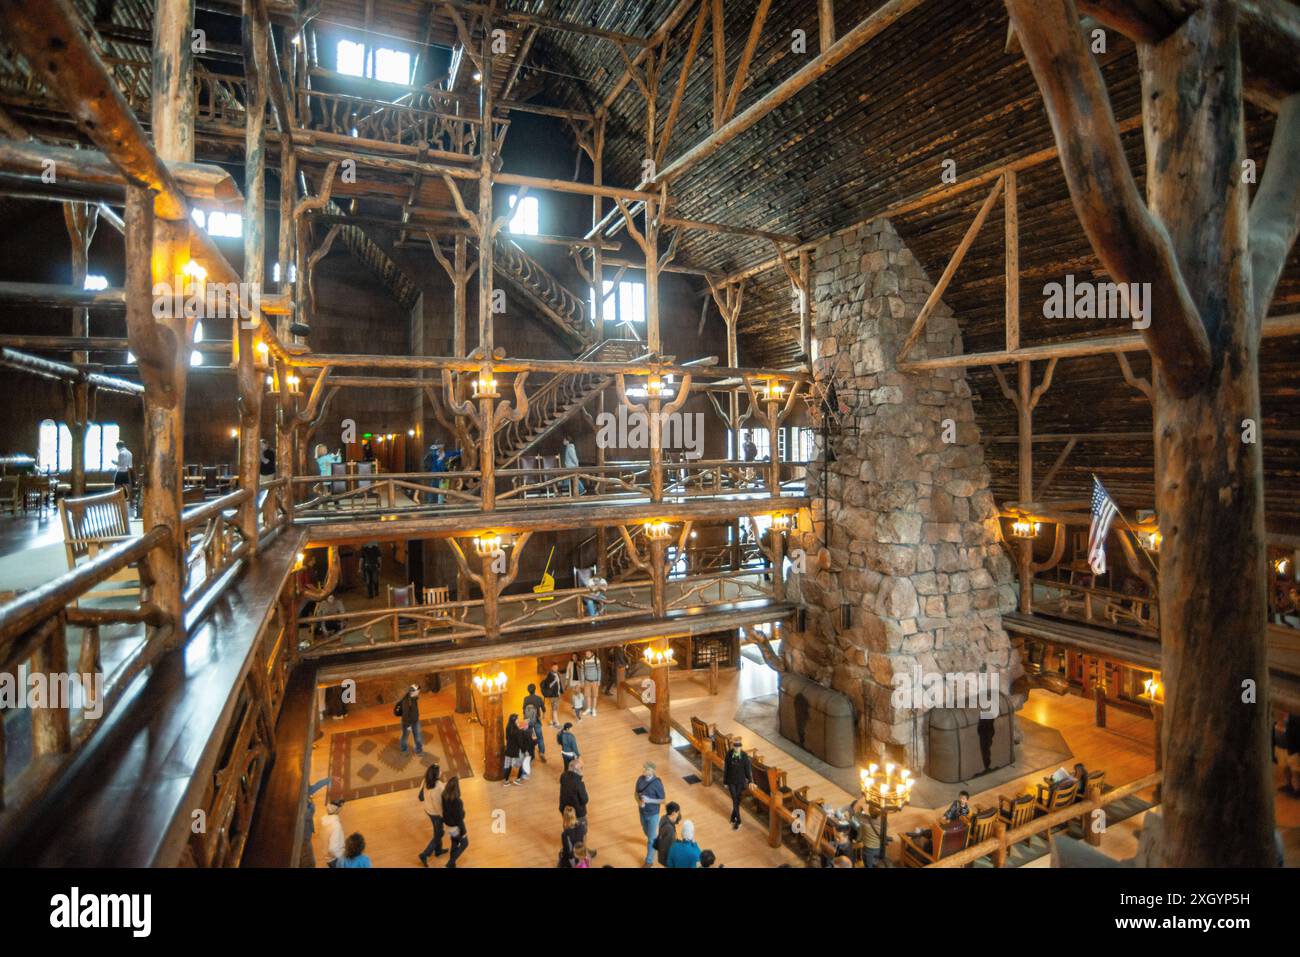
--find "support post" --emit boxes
[648,658,671,744]
[481,688,505,782]
[455,668,473,714]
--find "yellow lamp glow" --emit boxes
[642,645,675,666]
[472,670,508,694]
[764,378,786,401]
[770,512,791,532]
[182,259,208,283]
[472,376,499,399]
[1141,529,1162,552]
[1010,518,1040,539]
[474,533,502,558]
[644,520,672,541]
[646,374,664,397]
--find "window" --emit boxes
[190,208,242,238]
[272,262,298,283]
[38,420,121,473]
[589,279,646,328]
[733,427,772,460]
[374,47,411,84]
[337,39,366,77]
[83,274,108,291]
[337,38,411,84]
[507,194,539,236]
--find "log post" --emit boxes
[477,16,496,360]
[478,383,496,510]
[63,380,92,498]
[769,524,786,601]
[455,668,473,714]
[648,658,671,744]
[480,688,505,782]
[649,536,667,618]
[237,0,268,548]
[592,117,606,342]
[480,549,499,636]
[1006,0,1289,865]
[63,202,98,366]
[1085,783,1103,846]
[648,388,664,504]
[798,249,812,360]
[615,662,627,708]
[709,655,719,695]
[1016,361,1033,613]
[1093,661,1107,728]
[1151,697,1164,803]
[993,819,1007,867]
[644,194,661,355]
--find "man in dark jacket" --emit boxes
[723,736,753,829]
[603,645,628,695]
[395,684,423,754]
[559,757,593,854]
[523,683,547,762]
[540,664,563,727]
[360,542,382,598]
[655,801,681,867]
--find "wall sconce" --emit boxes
[472,375,499,399]
[1274,557,1290,576]
[408,429,416,437]
[182,259,207,285]
[1141,529,1163,553]
[474,533,502,558]
[644,520,672,541]
[229,427,239,439]
[1010,518,1041,539]
[646,374,664,397]
[294,550,305,571]
[643,645,675,666]
[285,373,301,395]
[770,512,791,533]
[472,670,508,694]
[1140,676,1164,704]
[254,340,269,364]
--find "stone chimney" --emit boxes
[785,218,1024,770]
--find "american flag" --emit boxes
[1088,476,1120,575]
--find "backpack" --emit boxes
[524,701,539,722]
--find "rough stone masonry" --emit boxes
[785,217,1025,771]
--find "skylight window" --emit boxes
[337,39,366,77]
[190,208,242,239]
[508,194,539,236]
[374,47,411,85]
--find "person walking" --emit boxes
[559,805,584,868]
[503,713,527,786]
[723,736,753,830]
[666,819,702,868]
[523,683,547,762]
[417,763,446,866]
[519,715,537,779]
[635,762,666,868]
[556,721,579,770]
[655,802,681,867]
[394,684,424,755]
[541,665,562,728]
[559,756,591,854]
[580,649,601,717]
[564,653,584,720]
[258,438,276,477]
[336,833,372,868]
[561,435,585,495]
[442,776,468,868]
[360,541,382,599]
[319,799,346,867]
[603,645,627,696]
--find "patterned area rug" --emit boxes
[329,716,473,802]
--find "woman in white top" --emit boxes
[417,764,447,865]
[111,442,132,491]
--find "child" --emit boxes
[571,683,586,721]
[572,842,591,868]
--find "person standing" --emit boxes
[541,665,562,728]
[557,721,579,771]
[442,776,468,868]
[655,802,681,867]
[559,805,584,868]
[580,649,601,717]
[417,764,446,866]
[503,714,526,786]
[666,820,701,868]
[742,435,758,462]
[317,591,345,636]
[258,438,276,478]
[635,762,666,868]
[564,653,583,719]
[723,736,753,830]
[561,435,585,494]
[319,800,346,867]
[394,684,424,755]
[523,683,547,762]
[314,443,341,475]
[603,645,627,696]
[110,440,133,496]
[558,756,591,853]
[360,541,382,599]
[336,833,372,868]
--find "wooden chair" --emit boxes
[998,792,1035,841]
[900,818,969,867]
[20,474,49,512]
[540,454,560,496]
[58,488,139,599]
[1034,777,1079,815]
[965,806,1000,848]
[1076,769,1105,799]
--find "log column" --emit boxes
[648,657,672,744]
[480,685,505,782]
[454,669,473,714]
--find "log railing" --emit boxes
[927,770,1162,867]
[493,235,592,345]
[0,526,168,818]
[1031,576,1159,634]
[296,569,775,657]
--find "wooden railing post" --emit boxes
[993,819,1008,867]
[615,663,627,708]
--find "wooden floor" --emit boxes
[307,652,1282,868]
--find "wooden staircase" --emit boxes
[495,338,641,468]
[493,234,595,350]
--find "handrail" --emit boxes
[182,486,252,528]
[0,526,169,648]
[927,770,1162,868]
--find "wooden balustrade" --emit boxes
[928,770,1162,868]
[1032,575,1159,633]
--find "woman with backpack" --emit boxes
[579,650,601,717]
[442,776,468,867]
[503,714,527,786]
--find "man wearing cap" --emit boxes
[635,762,666,868]
[395,684,424,754]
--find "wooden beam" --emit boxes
[722,0,774,125]
[819,0,836,51]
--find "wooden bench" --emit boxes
[57,488,139,600]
